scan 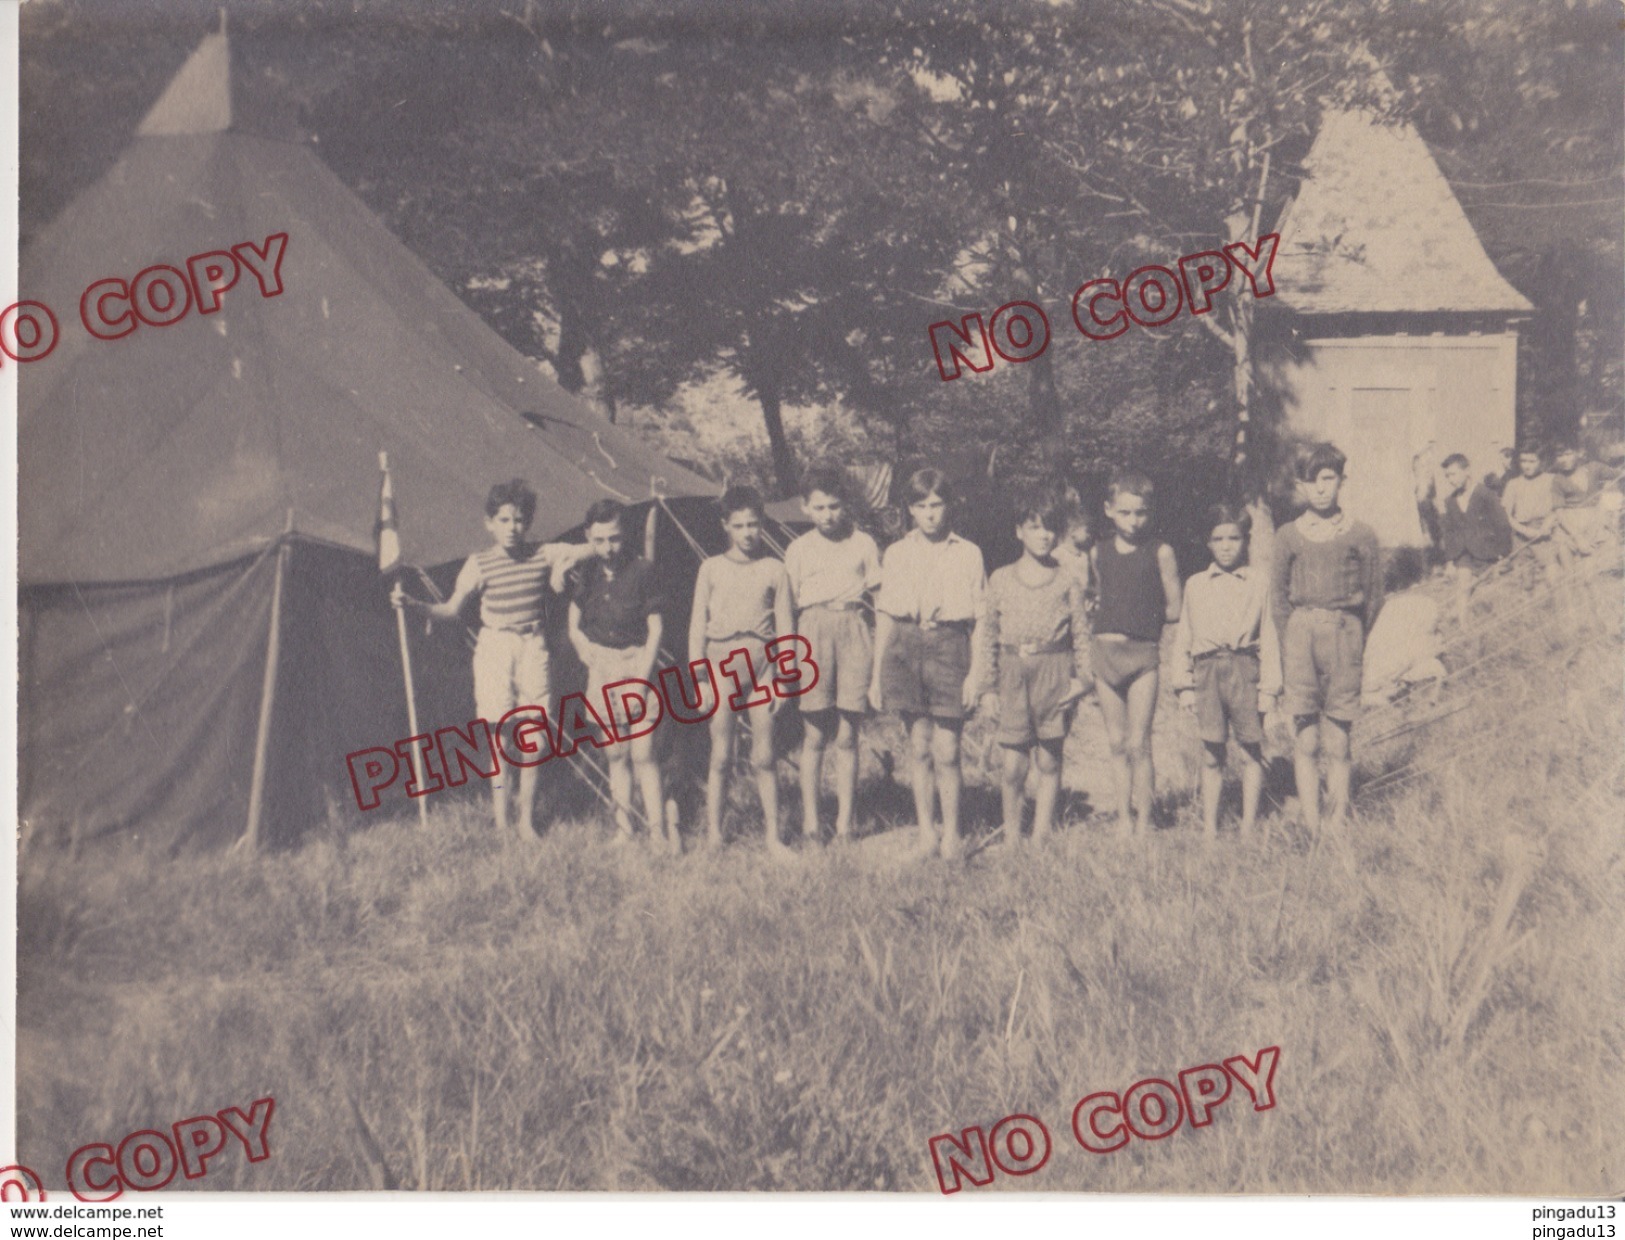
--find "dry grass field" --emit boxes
[17,555,1623,1194]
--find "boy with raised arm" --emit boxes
[392,478,592,840]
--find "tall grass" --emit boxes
[17,562,1622,1193]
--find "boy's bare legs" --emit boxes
[800,710,831,844]
[1125,669,1159,835]
[999,744,1029,842]
[606,748,636,840]
[630,732,671,852]
[932,720,965,857]
[904,713,938,852]
[1199,741,1225,837]
[748,706,785,854]
[1237,740,1265,836]
[1322,718,1352,828]
[705,706,734,849]
[832,711,860,840]
[1031,738,1062,841]
[514,765,541,841]
[1096,680,1132,831]
[490,778,515,834]
[1292,714,1321,832]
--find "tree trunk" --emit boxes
[1027,344,1062,443]
[757,383,798,496]
[1230,293,1253,475]
[554,300,589,395]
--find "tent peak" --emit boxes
[135,23,304,143]
[137,29,231,136]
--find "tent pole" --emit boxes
[394,586,429,828]
[243,514,295,850]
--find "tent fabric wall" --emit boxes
[20,539,479,854]
[20,552,275,854]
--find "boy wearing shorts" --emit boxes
[1089,471,1183,836]
[567,499,674,852]
[870,469,987,860]
[689,486,793,854]
[784,468,883,844]
[1172,504,1279,838]
[1270,443,1383,832]
[978,495,1091,845]
[392,478,593,841]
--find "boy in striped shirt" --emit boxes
[394,478,592,840]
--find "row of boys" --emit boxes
[396,443,1381,854]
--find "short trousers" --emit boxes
[1282,608,1364,722]
[1092,635,1161,693]
[583,641,657,740]
[794,606,873,714]
[707,635,772,710]
[1193,649,1263,746]
[996,649,1076,748]
[473,626,551,724]
[880,621,973,720]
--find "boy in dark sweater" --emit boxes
[1270,444,1383,832]
[1438,453,1513,570]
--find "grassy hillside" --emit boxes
[17,557,1623,1194]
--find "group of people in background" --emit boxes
[394,436,1618,858]
[1423,440,1618,610]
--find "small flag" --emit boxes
[376,451,401,574]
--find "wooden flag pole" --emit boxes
[394,594,429,829]
[380,451,429,828]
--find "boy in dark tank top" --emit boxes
[1089,471,1183,836]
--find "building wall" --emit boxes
[1265,332,1519,546]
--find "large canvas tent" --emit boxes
[19,28,717,853]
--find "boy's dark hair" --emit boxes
[718,484,765,521]
[800,466,849,503]
[486,478,538,524]
[1297,442,1347,481]
[1205,502,1252,542]
[1384,546,1427,594]
[583,498,626,531]
[1517,444,1544,461]
[1107,469,1155,505]
[904,467,955,506]
[1441,452,1470,471]
[1015,493,1067,534]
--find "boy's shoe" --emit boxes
[940,830,966,862]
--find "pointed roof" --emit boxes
[21,29,715,584]
[1273,107,1534,315]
